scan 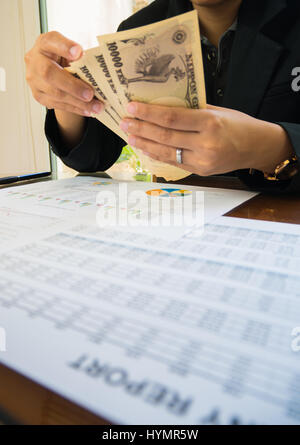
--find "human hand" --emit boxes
[25,31,103,117]
[120,103,293,176]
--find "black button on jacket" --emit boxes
[45,0,300,191]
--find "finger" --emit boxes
[206,104,222,111]
[38,31,83,61]
[120,119,198,150]
[34,90,95,117]
[38,55,94,102]
[132,138,213,176]
[167,160,211,176]
[127,102,211,131]
[129,135,213,175]
[35,80,104,114]
[128,135,195,166]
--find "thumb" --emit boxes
[40,31,83,62]
[205,104,222,111]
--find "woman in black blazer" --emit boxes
[25,0,300,191]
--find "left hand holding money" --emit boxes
[120,102,293,176]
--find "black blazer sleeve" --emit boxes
[272,122,300,192]
[237,122,300,193]
[45,109,124,173]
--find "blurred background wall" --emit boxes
[0,0,50,177]
[47,0,154,49]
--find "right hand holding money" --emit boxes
[25,31,104,117]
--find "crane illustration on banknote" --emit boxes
[127,51,186,84]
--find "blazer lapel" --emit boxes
[223,0,287,116]
[166,0,288,116]
[222,24,284,116]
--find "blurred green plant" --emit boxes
[117,145,152,181]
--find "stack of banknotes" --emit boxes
[68,10,206,180]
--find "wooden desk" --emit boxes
[0,176,300,425]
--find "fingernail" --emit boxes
[120,120,130,132]
[70,45,81,59]
[92,102,103,114]
[84,110,92,117]
[127,103,137,115]
[128,135,136,146]
[82,89,93,101]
